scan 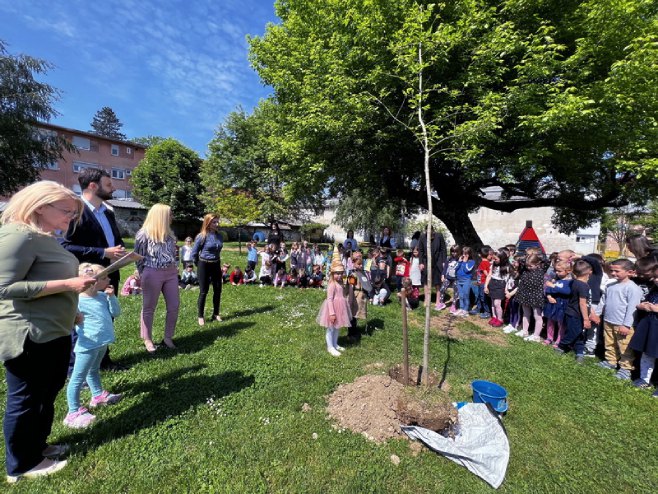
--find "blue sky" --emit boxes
[0,0,278,155]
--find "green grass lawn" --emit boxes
[1,248,657,493]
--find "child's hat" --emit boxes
[330,245,344,273]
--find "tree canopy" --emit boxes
[132,135,166,148]
[202,102,306,224]
[0,40,74,196]
[90,106,126,140]
[131,138,204,221]
[248,0,658,245]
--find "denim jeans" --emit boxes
[66,345,107,413]
[471,282,490,315]
[457,279,471,311]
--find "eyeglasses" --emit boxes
[47,204,79,219]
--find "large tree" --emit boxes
[131,138,204,221]
[249,0,658,245]
[90,106,126,140]
[203,102,306,223]
[0,40,74,195]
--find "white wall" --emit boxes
[310,203,600,254]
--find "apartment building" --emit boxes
[34,122,147,199]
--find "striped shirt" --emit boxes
[134,229,178,271]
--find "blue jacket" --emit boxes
[455,260,475,281]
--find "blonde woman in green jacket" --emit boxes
[0,181,96,484]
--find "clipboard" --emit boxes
[93,251,143,279]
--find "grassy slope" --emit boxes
[1,246,657,493]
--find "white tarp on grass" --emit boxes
[401,403,509,489]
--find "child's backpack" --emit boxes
[446,259,458,280]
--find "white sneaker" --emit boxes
[524,334,541,342]
[514,329,528,337]
[336,346,345,352]
[6,458,68,484]
[328,348,341,357]
[503,325,517,334]
[373,298,379,306]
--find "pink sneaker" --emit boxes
[449,305,458,314]
[63,408,95,429]
[434,303,447,311]
[89,390,123,408]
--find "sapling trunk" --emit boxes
[401,288,410,386]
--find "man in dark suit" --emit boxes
[61,168,127,370]
[418,228,448,310]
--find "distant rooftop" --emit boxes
[38,121,148,149]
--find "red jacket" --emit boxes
[230,271,244,285]
[394,256,410,277]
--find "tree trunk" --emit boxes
[437,208,483,247]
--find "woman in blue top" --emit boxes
[192,214,224,326]
[455,246,476,316]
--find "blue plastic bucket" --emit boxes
[471,380,508,413]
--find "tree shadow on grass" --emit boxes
[229,304,276,319]
[116,320,255,367]
[66,364,255,452]
[435,315,464,389]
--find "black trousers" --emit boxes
[197,260,222,318]
[4,335,70,475]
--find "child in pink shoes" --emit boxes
[64,264,123,429]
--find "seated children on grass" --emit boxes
[64,263,123,429]
[260,260,273,285]
[274,268,288,288]
[287,268,300,287]
[179,265,199,290]
[309,264,325,288]
[299,267,309,288]
[372,263,391,306]
[397,277,419,310]
[244,266,257,284]
[230,266,244,285]
[598,259,643,380]
[121,269,142,296]
[222,263,231,284]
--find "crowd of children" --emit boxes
[119,233,658,396]
[425,243,658,398]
